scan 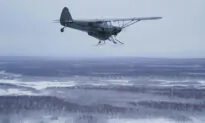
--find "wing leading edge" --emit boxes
[75,17,162,23]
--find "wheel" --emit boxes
[60,28,64,32]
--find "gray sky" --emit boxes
[0,0,204,58]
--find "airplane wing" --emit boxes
[55,17,162,29]
[77,17,162,23]
[54,17,162,23]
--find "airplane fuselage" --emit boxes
[58,7,162,44]
[60,20,122,40]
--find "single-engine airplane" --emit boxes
[55,7,162,45]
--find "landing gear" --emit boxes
[98,40,102,44]
[60,27,65,32]
[115,38,124,44]
[95,40,105,46]
[94,37,123,46]
[108,36,124,44]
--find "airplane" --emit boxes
[55,7,162,45]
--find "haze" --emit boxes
[0,0,204,58]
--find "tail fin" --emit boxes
[60,7,73,23]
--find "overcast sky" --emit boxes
[0,0,204,58]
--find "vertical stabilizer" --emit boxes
[60,7,73,24]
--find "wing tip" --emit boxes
[156,17,163,19]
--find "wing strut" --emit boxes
[122,20,140,28]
